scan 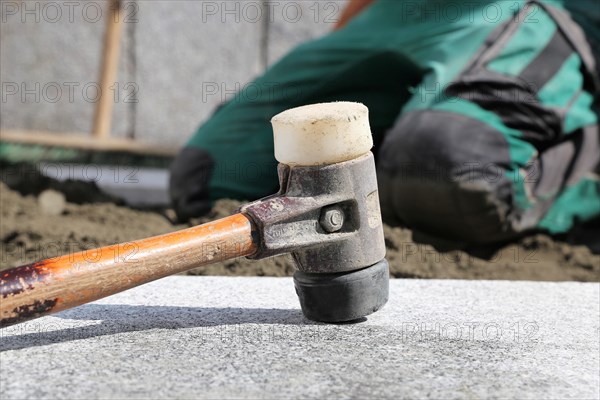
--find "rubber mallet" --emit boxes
[0,102,388,327]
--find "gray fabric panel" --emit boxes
[516,125,600,230]
[565,124,600,187]
[531,124,600,199]
[535,1,600,91]
[377,110,517,243]
[469,3,532,71]
[378,111,513,177]
[534,141,575,198]
[518,29,574,92]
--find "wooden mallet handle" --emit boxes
[92,0,124,139]
[0,214,256,327]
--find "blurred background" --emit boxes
[1,1,598,280]
[1,0,345,147]
[1,0,346,206]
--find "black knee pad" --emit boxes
[377,110,517,243]
[169,147,214,222]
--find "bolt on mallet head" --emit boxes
[240,102,389,323]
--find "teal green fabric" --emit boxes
[538,53,582,109]
[186,0,599,234]
[486,7,557,77]
[539,177,600,233]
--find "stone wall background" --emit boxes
[0,0,346,147]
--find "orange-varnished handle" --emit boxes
[0,213,257,327]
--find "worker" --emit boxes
[170,0,599,245]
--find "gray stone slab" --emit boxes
[1,1,350,147]
[1,277,598,399]
[0,1,263,147]
[267,0,347,66]
[133,1,262,147]
[0,1,130,137]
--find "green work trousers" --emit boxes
[170,0,599,243]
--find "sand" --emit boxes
[1,181,598,281]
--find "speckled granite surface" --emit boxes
[1,277,598,399]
